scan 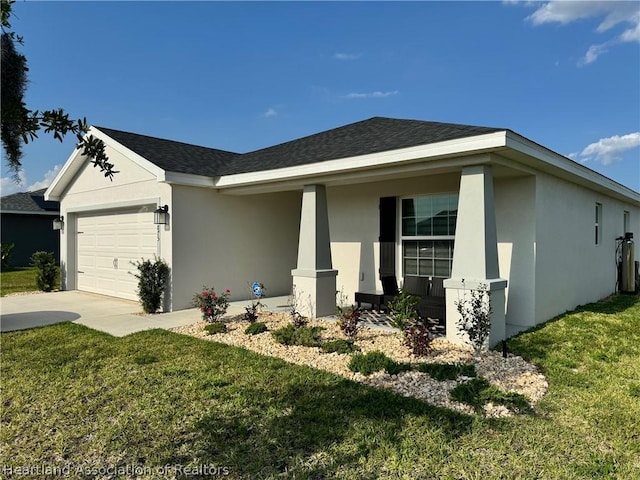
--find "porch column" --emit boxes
[443,165,507,348]
[291,184,338,317]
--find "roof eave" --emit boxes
[45,126,167,201]
[214,131,509,190]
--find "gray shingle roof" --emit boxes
[94,127,240,177]
[223,117,503,175]
[96,117,504,177]
[0,188,60,213]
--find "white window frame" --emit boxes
[399,193,458,278]
[595,202,603,245]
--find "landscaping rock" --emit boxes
[170,312,548,417]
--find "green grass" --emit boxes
[1,294,639,478]
[0,267,49,296]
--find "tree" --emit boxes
[0,0,116,181]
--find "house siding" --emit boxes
[170,186,301,310]
[534,172,640,325]
[1,214,60,267]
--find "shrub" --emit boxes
[450,377,532,414]
[204,322,228,335]
[321,339,360,355]
[271,324,323,347]
[245,322,268,335]
[30,251,59,292]
[193,286,231,322]
[455,283,492,353]
[243,301,263,323]
[336,306,361,338]
[404,322,432,357]
[1,242,14,270]
[288,286,308,328]
[417,362,477,381]
[348,351,411,376]
[131,257,170,313]
[386,289,420,331]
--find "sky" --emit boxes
[1,0,639,196]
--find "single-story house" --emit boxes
[45,117,640,346]
[1,188,61,267]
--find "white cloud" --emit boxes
[263,108,278,118]
[26,164,62,191]
[575,132,640,165]
[523,1,640,65]
[343,90,399,99]
[0,164,61,197]
[0,171,26,196]
[334,52,361,60]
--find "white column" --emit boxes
[291,184,338,317]
[444,165,507,348]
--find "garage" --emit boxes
[76,208,158,300]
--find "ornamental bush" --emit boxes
[193,287,231,322]
[245,322,268,335]
[204,322,228,335]
[30,251,59,292]
[455,283,492,353]
[131,257,170,314]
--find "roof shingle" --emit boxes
[0,188,60,213]
[95,117,504,177]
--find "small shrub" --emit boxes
[450,376,532,414]
[288,286,308,327]
[417,362,477,381]
[455,282,492,353]
[193,286,231,322]
[404,322,432,357]
[450,377,491,410]
[271,324,323,347]
[245,322,268,335]
[386,289,421,331]
[131,256,170,313]
[243,301,263,323]
[336,306,361,338]
[30,251,59,292]
[1,242,14,270]
[348,351,411,376]
[321,339,360,355]
[204,322,228,335]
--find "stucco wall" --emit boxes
[170,186,301,310]
[494,176,536,335]
[534,173,640,324]
[58,145,172,292]
[327,173,461,305]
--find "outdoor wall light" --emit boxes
[154,205,169,225]
[52,216,64,231]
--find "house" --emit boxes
[45,117,640,346]
[1,188,61,267]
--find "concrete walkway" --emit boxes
[0,291,292,337]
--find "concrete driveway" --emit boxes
[0,291,201,336]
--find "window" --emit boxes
[595,203,603,245]
[401,194,458,278]
[624,210,630,234]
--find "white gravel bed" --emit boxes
[169,311,547,417]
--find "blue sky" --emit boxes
[1,0,639,195]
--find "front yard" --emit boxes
[1,294,639,478]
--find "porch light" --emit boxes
[154,205,169,225]
[52,216,64,231]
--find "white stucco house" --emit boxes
[45,117,640,345]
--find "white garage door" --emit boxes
[77,209,158,300]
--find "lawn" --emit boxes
[0,267,59,297]
[1,295,639,479]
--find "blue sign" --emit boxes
[252,282,264,298]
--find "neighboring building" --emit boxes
[45,117,640,345]
[1,188,60,267]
